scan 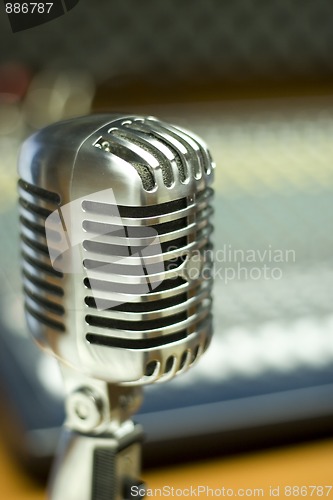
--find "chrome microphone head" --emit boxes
[18,114,214,385]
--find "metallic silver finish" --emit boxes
[60,364,143,435]
[18,114,215,386]
[18,114,214,499]
[65,387,105,433]
[49,423,144,500]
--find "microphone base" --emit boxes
[48,422,145,500]
[49,366,145,498]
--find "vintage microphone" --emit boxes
[18,114,214,499]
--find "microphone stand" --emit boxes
[48,365,145,500]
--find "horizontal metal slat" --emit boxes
[84,290,209,322]
[85,306,210,339]
[25,303,65,332]
[23,276,64,306]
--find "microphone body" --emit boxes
[18,114,214,499]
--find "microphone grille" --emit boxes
[93,117,213,192]
[18,115,214,385]
[81,188,214,384]
[18,179,65,333]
